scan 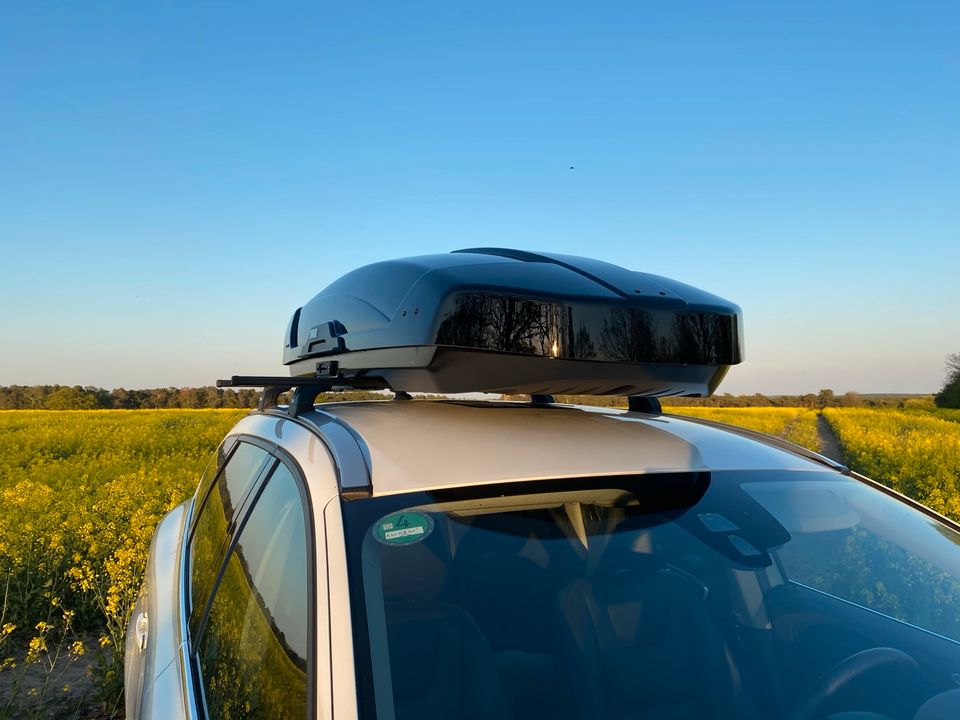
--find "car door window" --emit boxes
[189,441,271,634]
[197,461,311,720]
[191,437,238,529]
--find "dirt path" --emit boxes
[816,414,845,464]
[0,634,111,719]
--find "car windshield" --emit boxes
[341,470,960,720]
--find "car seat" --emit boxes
[452,510,581,653]
[379,527,514,720]
[554,525,752,720]
[451,510,583,718]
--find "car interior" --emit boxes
[353,473,960,720]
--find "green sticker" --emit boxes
[373,511,434,546]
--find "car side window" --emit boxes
[189,441,271,635]
[197,461,311,720]
[191,437,238,528]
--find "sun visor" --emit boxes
[283,248,743,397]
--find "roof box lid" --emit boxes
[283,248,743,397]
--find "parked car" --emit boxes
[125,249,960,720]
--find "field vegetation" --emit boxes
[1,403,958,717]
[0,409,246,717]
[665,406,821,451]
[823,408,960,520]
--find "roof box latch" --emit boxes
[315,360,339,378]
[306,321,347,356]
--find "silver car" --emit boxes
[125,250,960,720]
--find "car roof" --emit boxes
[293,400,835,497]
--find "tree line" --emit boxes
[0,385,262,409]
[0,385,388,410]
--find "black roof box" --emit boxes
[283,248,743,397]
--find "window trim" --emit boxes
[186,440,318,720]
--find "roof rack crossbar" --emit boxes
[258,386,288,413]
[217,375,388,417]
[289,386,323,416]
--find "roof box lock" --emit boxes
[282,249,744,398]
[306,321,347,355]
[315,360,339,378]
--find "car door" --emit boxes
[187,443,318,719]
[127,436,274,720]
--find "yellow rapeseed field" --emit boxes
[928,407,960,424]
[666,406,821,451]
[823,408,960,521]
[0,409,247,713]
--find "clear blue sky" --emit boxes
[1,2,957,395]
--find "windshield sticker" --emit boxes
[373,511,435,546]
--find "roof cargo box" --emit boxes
[283,248,743,397]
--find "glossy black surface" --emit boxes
[283,248,743,396]
[435,293,740,365]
